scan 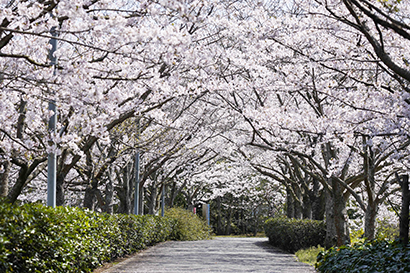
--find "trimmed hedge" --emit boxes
[316,240,410,273]
[264,217,326,253]
[0,201,176,272]
[165,207,211,241]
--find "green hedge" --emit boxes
[0,201,176,272]
[264,217,326,253]
[165,207,211,241]
[316,240,410,273]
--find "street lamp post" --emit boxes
[47,26,57,207]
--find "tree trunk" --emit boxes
[186,190,193,212]
[226,206,232,235]
[168,181,177,208]
[324,188,337,248]
[325,178,350,248]
[325,177,350,248]
[56,173,65,206]
[363,137,378,241]
[312,190,325,220]
[216,196,223,235]
[103,176,114,214]
[8,164,28,203]
[400,174,409,245]
[117,163,133,214]
[286,188,295,218]
[83,183,97,210]
[56,150,71,206]
[0,160,10,198]
[253,208,258,236]
[148,183,157,215]
[294,187,303,219]
[83,187,94,210]
[138,184,144,215]
[303,190,313,219]
[312,178,325,220]
[364,201,378,240]
[241,210,246,234]
[8,157,46,203]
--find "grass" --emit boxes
[295,245,324,266]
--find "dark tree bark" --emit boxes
[325,177,350,248]
[324,188,337,248]
[311,177,325,220]
[225,205,233,235]
[56,172,66,206]
[117,162,133,214]
[294,187,303,219]
[286,188,295,218]
[400,174,409,245]
[83,151,96,210]
[147,181,158,215]
[302,190,313,219]
[312,189,325,221]
[83,181,98,210]
[0,160,10,198]
[216,196,223,235]
[8,157,47,203]
[363,135,377,240]
[102,171,114,214]
[364,202,378,241]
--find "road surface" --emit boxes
[101,237,317,273]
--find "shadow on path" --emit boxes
[101,237,317,273]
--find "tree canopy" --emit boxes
[1,0,410,244]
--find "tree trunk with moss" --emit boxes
[325,177,350,248]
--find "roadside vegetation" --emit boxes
[316,240,410,273]
[295,246,324,266]
[291,219,407,272]
[315,220,407,273]
[165,207,211,241]
[264,217,326,253]
[0,201,210,273]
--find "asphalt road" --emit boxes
[101,237,317,273]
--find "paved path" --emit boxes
[102,237,317,273]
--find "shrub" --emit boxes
[264,217,326,253]
[376,218,399,241]
[316,239,410,273]
[165,207,211,241]
[0,201,176,272]
[349,228,365,245]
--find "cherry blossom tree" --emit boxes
[0,0,217,205]
[3,0,410,247]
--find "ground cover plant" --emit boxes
[314,219,406,272]
[315,240,410,273]
[0,201,210,273]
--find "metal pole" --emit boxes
[133,151,140,215]
[47,26,57,208]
